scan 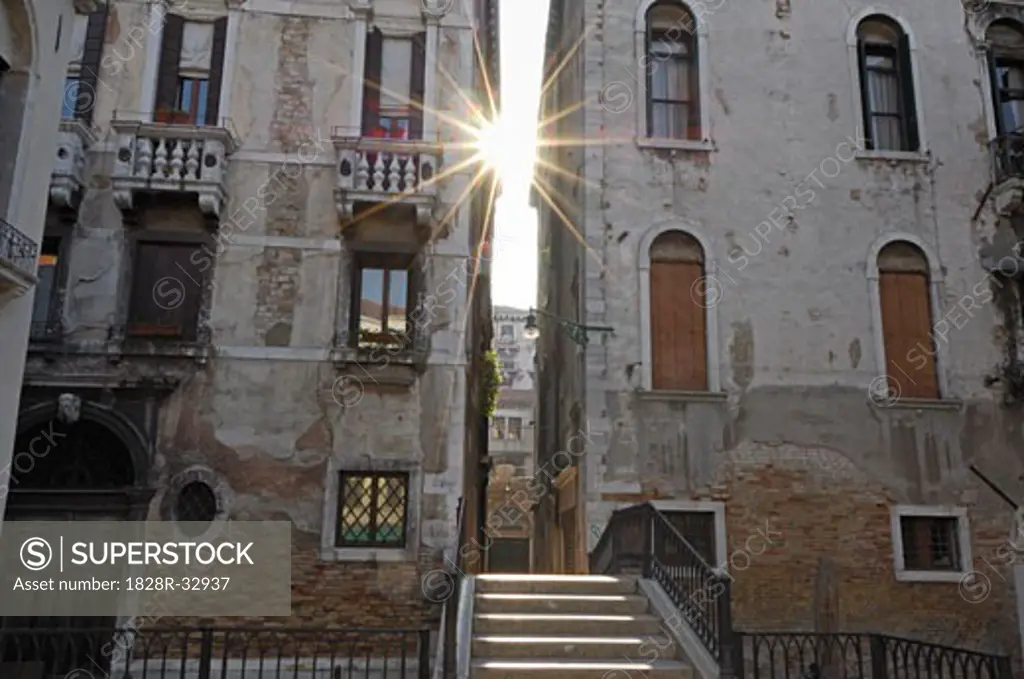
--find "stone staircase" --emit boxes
[470,574,695,679]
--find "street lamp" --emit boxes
[522,307,614,347]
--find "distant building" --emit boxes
[485,305,536,572]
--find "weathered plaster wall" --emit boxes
[537,0,1024,659]
[16,0,493,624]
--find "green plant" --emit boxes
[482,349,500,418]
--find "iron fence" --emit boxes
[736,632,1011,679]
[0,626,431,679]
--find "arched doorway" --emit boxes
[0,396,154,677]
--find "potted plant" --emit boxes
[155,107,192,124]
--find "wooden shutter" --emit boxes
[644,24,653,137]
[897,33,918,152]
[77,7,108,124]
[128,243,202,341]
[154,14,185,113]
[205,17,228,126]
[687,31,700,138]
[650,261,707,390]
[857,39,875,150]
[363,27,383,134]
[880,271,939,399]
[408,32,427,140]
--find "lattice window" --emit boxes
[900,516,960,571]
[336,472,409,548]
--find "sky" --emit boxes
[488,0,550,311]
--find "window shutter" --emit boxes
[650,261,707,390]
[856,39,874,150]
[205,17,228,126]
[897,34,919,151]
[644,25,653,137]
[363,27,384,135]
[409,32,427,140]
[687,34,700,139]
[77,7,108,124]
[880,271,939,399]
[154,14,185,113]
[988,49,1006,136]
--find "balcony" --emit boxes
[110,115,238,219]
[0,218,38,297]
[50,119,97,210]
[990,133,1024,215]
[332,128,440,227]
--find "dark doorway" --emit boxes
[1,409,150,678]
[487,538,531,573]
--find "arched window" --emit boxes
[878,242,939,399]
[987,20,1024,135]
[856,16,918,151]
[645,2,699,140]
[649,231,707,390]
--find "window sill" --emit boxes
[320,547,413,563]
[870,396,963,412]
[894,569,966,583]
[854,150,929,164]
[636,137,714,152]
[638,389,728,403]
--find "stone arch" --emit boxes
[12,398,152,489]
[0,0,37,70]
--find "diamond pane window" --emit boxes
[336,472,409,548]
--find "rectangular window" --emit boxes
[127,242,204,341]
[499,324,515,340]
[648,33,697,140]
[176,77,209,125]
[864,46,904,150]
[335,472,409,548]
[490,417,506,440]
[900,516,961,571]
[62,77,80,120]
[31,237,63,340]
[353,256,412,350]
[996,59,1024,135]
[506,417,523,442]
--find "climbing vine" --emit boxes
[482,349,501,418]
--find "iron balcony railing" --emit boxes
[0,626,432,679]
[590,502,1012,679]
[989,132,1024,186]
[0,217,38,281]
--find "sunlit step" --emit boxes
[474,574,638,595]
[471,658,693,679]
[475,592,650,615]
[472,634,678,659]
[474,613,664,636]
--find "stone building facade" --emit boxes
[2,0,499,633]
[535,0,1024,664]
[0,0,99,530]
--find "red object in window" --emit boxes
[389,126,406,139]
[367,127,387,138]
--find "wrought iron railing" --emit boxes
[737,632,1012,679]
[989,133,1024,185]
[590,502,735,668]
[0,217,38,280]
[591,503,1011,679]
[0,626,432,679]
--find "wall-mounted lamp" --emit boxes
[522,307,614,347]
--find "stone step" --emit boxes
[474,613,664,636]
[472,634,679,660]
[471,659,693,679]
[474,593,650,615]
[474,574,638,595]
